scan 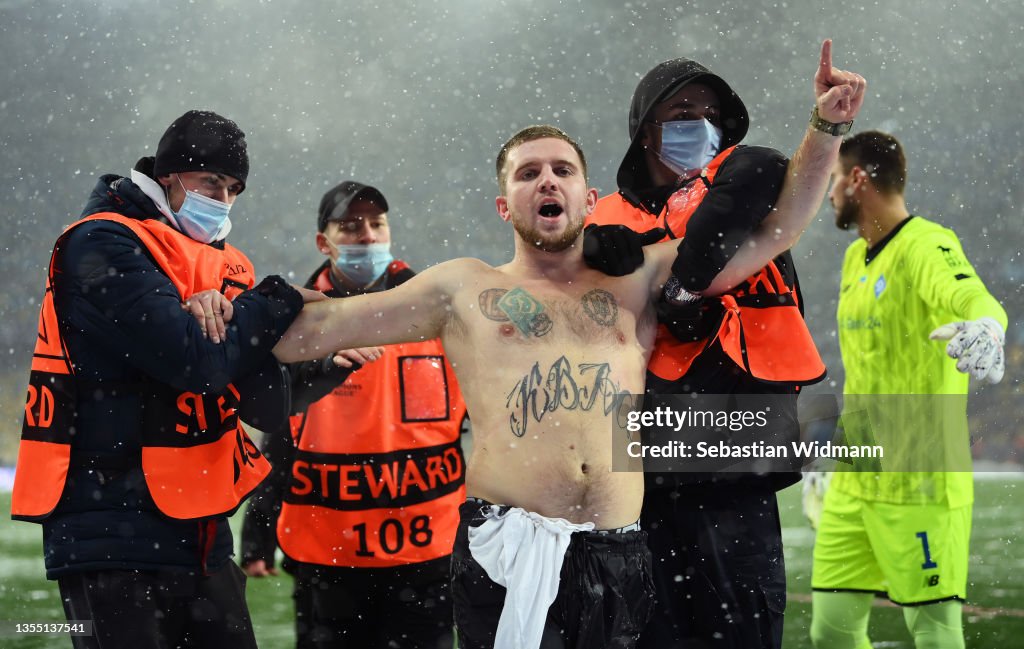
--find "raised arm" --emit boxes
[273,259,459,362]
[702,39,866,296]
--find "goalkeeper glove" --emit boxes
[929,316,1005,384]
[801,470,832,530]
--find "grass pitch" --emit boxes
[1,478,1021,648]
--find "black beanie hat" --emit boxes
[317,181,389,232]
[152,110,249,191]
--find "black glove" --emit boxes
[251,274,304,321]
[582,224,666,276]
[655,295,724,343]
[290,354,359,413]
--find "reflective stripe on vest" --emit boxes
[12,213,270,522]
[589,147,826,385]
[278,337,467,568]
[12,269,75,519]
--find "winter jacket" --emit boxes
[23,167,301,579]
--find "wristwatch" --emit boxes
[809,105,854,136]
[663,275,702,305]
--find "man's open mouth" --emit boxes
[538,203,564,217]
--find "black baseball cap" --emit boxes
[317,181,389,232]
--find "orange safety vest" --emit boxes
[278,273,467,567]
[12,213,271,522]
[588,147,826,385]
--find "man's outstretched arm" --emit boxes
[273,259,458,362]
[702,39,866,296]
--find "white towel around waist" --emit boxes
[467,505,595,649]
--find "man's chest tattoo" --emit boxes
[505,355,628,437]
[477,287,619,337]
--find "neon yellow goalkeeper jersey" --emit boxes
[833,216,1006,507]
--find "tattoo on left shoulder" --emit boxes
[495,287,553,337]
[581,289,618,327]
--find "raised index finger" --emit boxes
[819,38,833,75]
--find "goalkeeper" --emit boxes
[809,130,1007,649]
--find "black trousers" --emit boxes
[451,499,655,649]
[57,562,257,649]
[291,565,314,649]
[296,557,453,649]
[637,485,786,649]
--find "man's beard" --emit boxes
[834,201,859,231]
[512,211,584,253]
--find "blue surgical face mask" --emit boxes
[656,118,723,178]
[333,242,393,287]
[170,176,233,243]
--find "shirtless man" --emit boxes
[275,41,865,649]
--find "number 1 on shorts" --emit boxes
[916,531,939,569]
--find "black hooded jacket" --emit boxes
[598,58,804,491]
[614,56,790,294]
[37,168,302,579]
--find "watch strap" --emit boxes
[809,105,854,136]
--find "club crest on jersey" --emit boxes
[874,274,887,299]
